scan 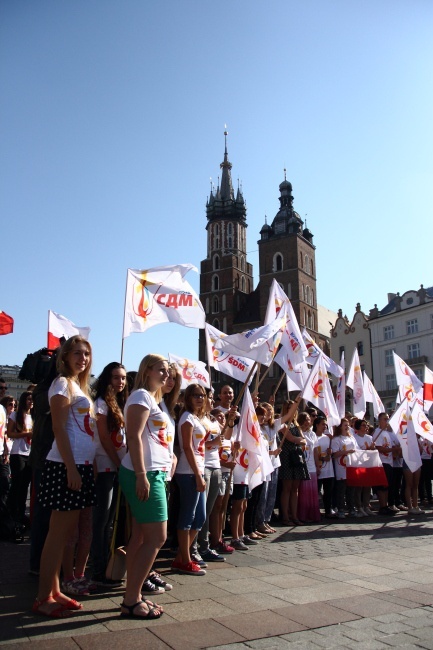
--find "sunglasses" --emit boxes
[192,394,205,399]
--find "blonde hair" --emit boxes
[163,362,182,418]
[134,353,168,403]
[57,336,92,398]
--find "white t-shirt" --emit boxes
[94,397,126,472]
[420,437,432,460]
[316,433,334,479]
[303,428,318,475]
[0,405,8,456]
[122,389,171,473]
[160,400,176,478]
[372,428,394,466]
[9,411,32,456]
[47,376,97,465]
[263,418,282,470]
[233,444,250,485]
[331,434,358,480]
[175,411,207,475]
[353,433,373,450]
[202,416,222,469]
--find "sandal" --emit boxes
[53,591,83,610]
[281,519,293,526]
[142,598,164,613]
[292,519,304,526]
[32,596,70,618]
[120,600,162,619]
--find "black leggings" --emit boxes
[244,483,264,534]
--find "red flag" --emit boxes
[0,311,14,335]
[424,366,433,404]
[346,450,387,487]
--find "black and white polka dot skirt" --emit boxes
[38,460,97,511]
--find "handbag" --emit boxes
[105,488,127,581]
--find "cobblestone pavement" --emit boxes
[1,509,433,649]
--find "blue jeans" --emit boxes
[175,474,206,531]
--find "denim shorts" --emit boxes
[232,483,250,500]
[174,473,206,530]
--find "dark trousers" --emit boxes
[91,472,118,576]
[318,477,334,514]
[8,454,32,523]
[244,483,264,534]
[335,480,355,512]
[29,468,52,572]
[419,459,433,501]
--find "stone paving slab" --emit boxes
[2,511,433,647]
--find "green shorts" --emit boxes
[119,466,168,523]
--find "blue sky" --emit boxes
[1,0,432,377]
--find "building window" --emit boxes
[384,325,394,341]
[214,223,220,249]
[312,313,315,330]
[310,259,314,275]
[212,318,220,329]
[241,276,245,292]
[300,253,303,268]
[385,349,395,366]
[223,317,227,333]
[386,373,397,391]
[205,298,209,314]
[227,222,233,249]
[357,341,364,356]
[308,310,312,328]
[240,256,245,271]
[306,286,310,305]
[212,296,219,313]
[213,254,220,270]
[287,283,291,299]
[222,294,226,311]
[414,368,423,381]
[305,254,309,271]
[273,252,283,272]
[311,289,314,306]
[212,275,219,291]
[247,278,251,292]
[407,319,418,335]
[304,308,307,325]
[339,346,345,357]
[407,343,420,359]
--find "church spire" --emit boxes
[219,126,234,201]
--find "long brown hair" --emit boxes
[94,362,128,432]
[15,391,33,432]
[163,363,182,418]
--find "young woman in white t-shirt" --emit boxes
[34,336,96,618]
[173,383,208,576]
[90,362,128,584]
[118,354,171,619]
[7,390,33,524]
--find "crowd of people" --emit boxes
[0,338,432,620]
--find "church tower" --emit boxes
[257,172,318,335]
[198,131,254,362]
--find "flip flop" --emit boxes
[53,591,83,610]
[120,600,162,619]
[32,597,71,619]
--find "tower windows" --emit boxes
[212,296,219,313]
[240,256,245,271]
[287,283,291,298]
[227,222,233,249]
[214,223,220,249]
[223,317,227,333]
[205,298,209,314]
[213,254,220,270]
[305,254,309,271]
[222,294,226,310]
[300,253,303,268]
[241,276,245,292]
[273,252,283,272]
[310,259,314,275]
[306,286,310,305]
[311,289,314,306]
[212,275,219,291]
[213,318,220,329]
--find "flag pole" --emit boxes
[278,392,302,450]
[271,372,285,400]
[120,270,129,365]
[47,309,50,350]
[233,361,258,408]
[257,361,274,389]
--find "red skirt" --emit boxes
[297,472,321,522]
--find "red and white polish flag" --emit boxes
[48,310,90,350]
[346,449,387,487]
[0,311,14,336]
[424,366,433,413]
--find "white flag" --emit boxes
[168,353,210,389]
[346,348,366,418]
[204,323,257,383]
[363,371,385,418]
[301,355,340,426]
[237,389,273,489]
[389,400,422,473]
[302,328,343,377]
[423,366,433,413]
[411,400,433,445]
[274,346,309,390]
[335,352,346,420]
[48,310,90,349]
[123,264,205,338]
[393,352,423,405]
[212,314,286,366]
[265,280,307,366]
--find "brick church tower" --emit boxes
[257,171,318,335]
[198,131,254,367]
[199,134,322,397]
